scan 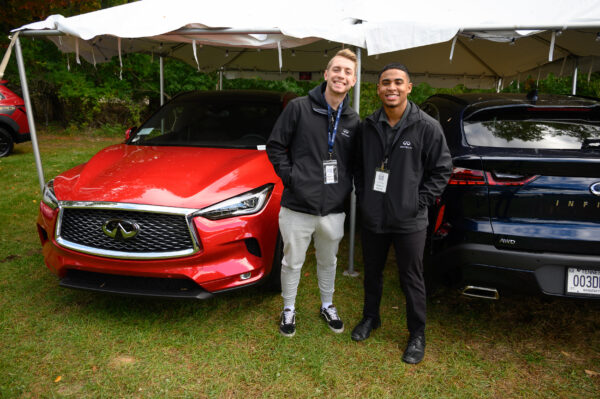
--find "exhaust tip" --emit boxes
[461,285,500,300]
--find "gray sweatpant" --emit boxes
[278,206,346,309]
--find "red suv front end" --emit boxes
[36,91,289,298]
[0,80,30,157]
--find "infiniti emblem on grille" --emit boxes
[102,219,140,240]
[591,182,600,196]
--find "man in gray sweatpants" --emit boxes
[266,49,360,337]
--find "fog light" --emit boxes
[240,272,252,280]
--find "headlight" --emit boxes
[195,184,274,220]
[0,106,16,113]
[42,179,58,209]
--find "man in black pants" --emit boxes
[351,63,452,364]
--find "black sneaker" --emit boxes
[279,309,296,337]
[320,304,344,333]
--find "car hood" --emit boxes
[54,144,278,209]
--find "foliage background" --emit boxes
[3,0,600,132]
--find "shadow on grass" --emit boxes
[44,278,280,323]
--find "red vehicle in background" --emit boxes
[0,80,30,157]
[37,90,292,298]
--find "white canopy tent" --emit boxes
[12,0,600,87]
[8,0,600,273]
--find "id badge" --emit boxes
[373,169,389,193]
[323,160,338,184]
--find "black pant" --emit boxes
[361,228,427,338]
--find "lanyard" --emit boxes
[381,114,406,169]
[327,100,343,159]
[381,129,394,170]
[381,126,400,170]
[380,103,410,169]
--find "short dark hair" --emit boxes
[378,63,411,82]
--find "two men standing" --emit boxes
[267,53,452,365]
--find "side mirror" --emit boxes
[125,126,136,142]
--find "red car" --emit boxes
[0,80,30,157]
[37,91,293,298]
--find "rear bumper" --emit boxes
[432,243,600,298]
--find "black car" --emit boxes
[420,93,600,299]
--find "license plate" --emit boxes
[566,268,600,296]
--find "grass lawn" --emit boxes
[0,130,599,398]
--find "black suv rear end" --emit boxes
[420,93,600,299]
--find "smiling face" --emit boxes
[324,55,357,96]
[377,68,413,109]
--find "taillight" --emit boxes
[448,167,539,186]
[484,172,539,186]
[433,204,446,233]
[448,168,486,185]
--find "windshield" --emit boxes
[463,108,600,150]
[130,95,282,149]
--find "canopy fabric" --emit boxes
[355,0,600,54]
[354,0,600,87]
[14,0,364,68]
[12,0,600,88]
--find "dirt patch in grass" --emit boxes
[109,355,137,368]
[56,382,85,396]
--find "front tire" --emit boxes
[0,128,14,158]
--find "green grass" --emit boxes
[1,130,599,398]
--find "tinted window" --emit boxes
[463,108,600,150]
[131,95,282,149]
[420,102,440,121]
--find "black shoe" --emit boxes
[279,309,296,337]
[402,335,425,364]
[351,317,381,342]
[320,304,344,333]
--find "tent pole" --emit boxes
[344,46,361,278]
[159,56,165,105]
[219,67,223,90]
[15,36,45,192]
[572,58,578,95]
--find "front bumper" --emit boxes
[59,269,214,299]
[432,243,600,298]
[37,199,280,297]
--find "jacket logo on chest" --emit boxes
[341,128,351,138]
[398,140,413,149]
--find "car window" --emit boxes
[463,108,600,150]
[420,102,440,121]
[131,96,282,149]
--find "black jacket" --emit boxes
[267,82,360,216]
[355,103,453,233]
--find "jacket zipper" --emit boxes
[367,111,419,232]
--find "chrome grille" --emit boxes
[59,208,194,254]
